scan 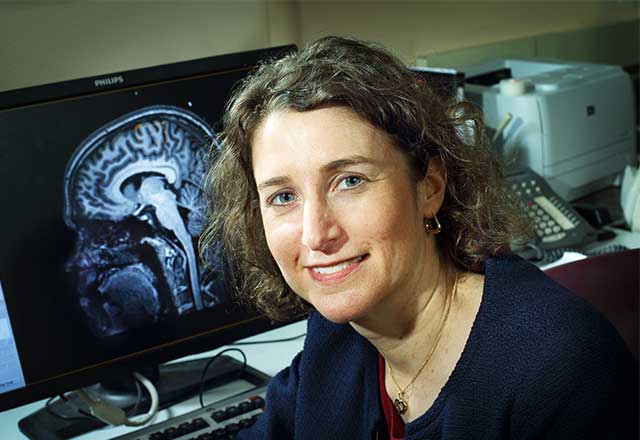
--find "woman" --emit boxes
[201,37,637,439]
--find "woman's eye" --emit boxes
[270,192,296,206]
[337,175,364,190]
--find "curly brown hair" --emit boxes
[200,36,531,321]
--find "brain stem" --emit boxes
[138,176,203,311]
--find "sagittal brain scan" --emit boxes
[64,105,225,339]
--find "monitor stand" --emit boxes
[17,355,270,440]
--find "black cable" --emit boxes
[228,332,306,346]
[199,348,247,409]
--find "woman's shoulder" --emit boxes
[480,254,634,373]
[476,255,639,438]
[484,255,617,330]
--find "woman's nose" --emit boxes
[300,199,344,253]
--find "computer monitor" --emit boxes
[410,66,465,101]
[0,44,296,421]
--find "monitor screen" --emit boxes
[0,45,296,412]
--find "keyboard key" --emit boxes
[224,423,242,435]
[164,427,179,439]
[178,421,198,436]
[209,429,225,437]
[224,406,241,418]
[210,429,231,440]
[211,410,227,422]
[192,417,209,430]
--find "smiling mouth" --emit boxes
[307,254,368,281]
[311,255,366,274]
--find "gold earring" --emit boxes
[424,215,442,234]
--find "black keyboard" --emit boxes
[529,242,630,266]
[584,243,629,257]
[112,386,266,440]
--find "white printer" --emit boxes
[463,58,636,201]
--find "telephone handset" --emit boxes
[506,166,597,251]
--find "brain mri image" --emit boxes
[64,105,225,340]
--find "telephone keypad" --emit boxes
[515,177,578,244]
[508,166,596,251]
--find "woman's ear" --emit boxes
[418,156,446,216]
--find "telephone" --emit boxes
[506,166,598,258]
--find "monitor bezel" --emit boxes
[0,44,297,413]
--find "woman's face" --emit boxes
[252,106,438,323]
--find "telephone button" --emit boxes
[533,196,575,230]
[542,232,566,243]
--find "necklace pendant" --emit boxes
[393,395,408,415]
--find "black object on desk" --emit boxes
[573,204,613,229]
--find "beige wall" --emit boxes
[0,0,299,92]
[296,1,639,64]
[0,0,638,92]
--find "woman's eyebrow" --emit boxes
[257,176,290,192]
[319,155,380,174]
[256,155,380,192]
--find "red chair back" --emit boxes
[544,249,639,360]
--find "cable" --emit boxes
[44,395,96,422]
[126,372,159,426]
[195,333,305,407]
[199,348,247,409]
[228,332,306,346]
[75,371,159,427]
[125,377,143,417]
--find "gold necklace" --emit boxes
[386,276,457,415]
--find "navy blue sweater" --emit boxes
[238,256,638,439]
